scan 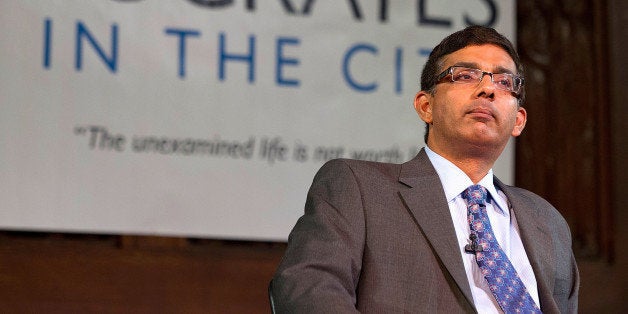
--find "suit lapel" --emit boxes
[397,150,475,308]
[495,179,558,312]
[396,151,558,311]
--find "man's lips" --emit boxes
[466,107,495,120]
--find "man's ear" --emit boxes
[511,106,527,137]
[414,91,433,124]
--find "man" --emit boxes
[271,26,579,313]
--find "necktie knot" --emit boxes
[462,184,488,205]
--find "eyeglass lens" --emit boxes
[450,67,520,93]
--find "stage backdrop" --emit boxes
[0,0,516,241]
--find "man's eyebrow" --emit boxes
[493,66,515,75]
[451,61,480,69]
[451,62,516,75]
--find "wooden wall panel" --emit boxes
[516,0,613,260]
[517,0,627,311]
[0,232,286,313]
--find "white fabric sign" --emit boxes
[0,0,516,240]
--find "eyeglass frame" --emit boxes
[435,66,525,96]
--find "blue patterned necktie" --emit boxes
[463,185,542,314]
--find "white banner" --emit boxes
[0,0,516,241]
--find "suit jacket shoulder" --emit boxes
[273,152,477,313]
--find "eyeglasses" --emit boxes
[436,66,524,95]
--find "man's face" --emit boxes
[414,44,527,155]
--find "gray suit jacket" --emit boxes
[272,149,579,313]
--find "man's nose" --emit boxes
[475,73,496,98]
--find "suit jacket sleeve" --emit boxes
[564,224,580,313]
[272,159,365,313]
[546,203,580,313]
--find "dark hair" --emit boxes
[420,26,525,143]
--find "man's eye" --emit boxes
[454,72,477,81]
[496,77,513,88]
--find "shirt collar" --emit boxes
[424,146,508,215]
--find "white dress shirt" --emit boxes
[424,146,540,313]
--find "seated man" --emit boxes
[271,26,579,313]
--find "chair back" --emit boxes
[268,279,277,313]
